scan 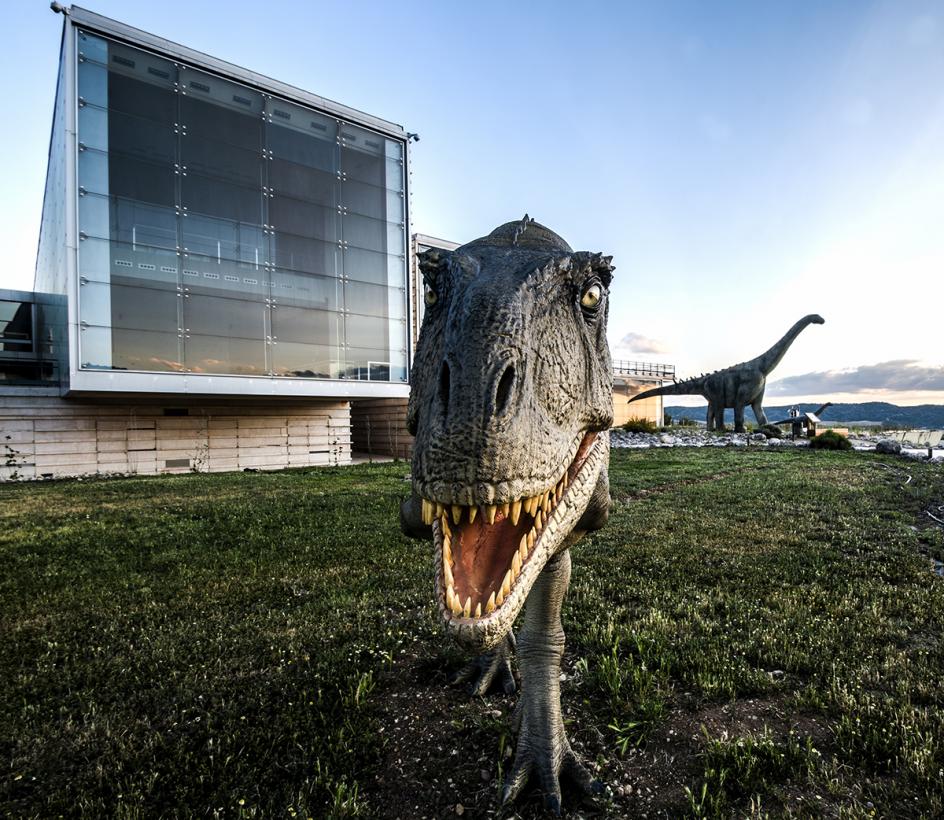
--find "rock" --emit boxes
[875,439,902,455]
[455,804,465,815]
[750,432,767,442]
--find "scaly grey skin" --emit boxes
[399,216,614,812]
[629,314,825,432]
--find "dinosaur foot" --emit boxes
[450,633,517,696]
[501,738,603,815]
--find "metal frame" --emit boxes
[56,7,411,400]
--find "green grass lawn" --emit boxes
[1,448,942,818]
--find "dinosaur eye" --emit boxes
[580,283,602,309]
[424,282,438,306]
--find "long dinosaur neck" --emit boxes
[756,315,819,375]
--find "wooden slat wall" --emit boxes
[0,394,351,480]
[350,398,413,460]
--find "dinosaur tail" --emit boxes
[627,378,704,403]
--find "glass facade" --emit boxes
[75,30,408,382]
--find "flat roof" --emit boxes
[64,5,408,141]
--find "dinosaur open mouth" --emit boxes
[423,431,599,622]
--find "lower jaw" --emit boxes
[433,431,606,652]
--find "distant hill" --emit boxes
[664,402,944,429]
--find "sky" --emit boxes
[3,0,942,406]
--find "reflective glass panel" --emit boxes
[272,343,341,379]
[185,335,267,376]
[75,29,409,381]
[269,268,341,311]
[344,282,407,321]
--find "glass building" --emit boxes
[35,7,411,399]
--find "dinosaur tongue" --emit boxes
[450,512,530,612]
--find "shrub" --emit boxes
[622,417,658,434]
[809,430,852,451]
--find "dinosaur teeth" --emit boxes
[433,457,580,620]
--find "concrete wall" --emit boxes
[612,381,664,427]
[0,388,351,480]
[351,398,412,460]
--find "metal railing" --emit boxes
[612,359,675,379]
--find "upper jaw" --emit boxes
[412,431,589,507]
[429,431,607,653]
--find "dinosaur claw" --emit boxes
[451,634,517,697]
[542,791,562,815]
[501,754,531,805]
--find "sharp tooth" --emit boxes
[531,494,541,515]
[510,499,522,526]
[450,590,462,616]
[485,591,496,614]
[542,491,551,513]
[501,570,512,597]
[441,516,452,538]
[451,505,462,525]
[435,502,445,518]
[496,588,504,606]
[512,551,521,575]
[519,536,528,561]
[468,505,478,523]
[528,530,535,548]
[501,502,509,517]
[443,535,452,564]
[463,596,471,618]
[485,504,497,525]
[422,499,431,525]
[444,558,453,588]
[535,510,543,530]
[474,601,482,618]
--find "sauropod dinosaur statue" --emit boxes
[400,216,614,813]
[628,314,825,432]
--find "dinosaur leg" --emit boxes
[706,404,715,431]
[502,549,601,813]
[752,399,768,427]
[734,404,745,433]
[451,632,517,696]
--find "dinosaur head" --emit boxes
[402,217,614,652]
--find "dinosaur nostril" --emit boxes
[495,364,515,416]
[439,360,451,419]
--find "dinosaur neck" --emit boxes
[756,316,817,375]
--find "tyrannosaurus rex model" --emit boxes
[400,216,614,812]
[628,313,825,432]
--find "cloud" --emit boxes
[767,360,944,396]
[615,332,672,355]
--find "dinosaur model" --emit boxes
[628,313,825,432]
[400,216,614,813]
